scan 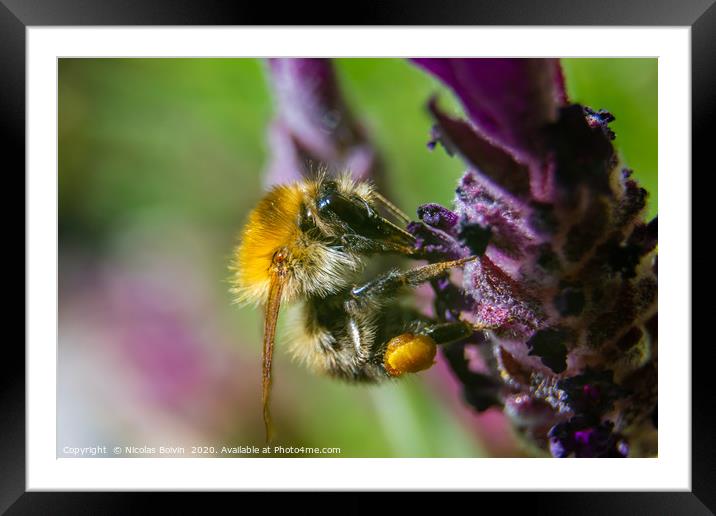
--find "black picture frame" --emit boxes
[3,1,711,513]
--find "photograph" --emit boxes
[57,57,658,459]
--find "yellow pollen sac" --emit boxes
[383,333,437,377]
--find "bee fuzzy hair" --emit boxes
[229,176,367,307]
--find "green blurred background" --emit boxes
[58,58,657,458]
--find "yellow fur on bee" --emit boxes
[230,176,363,306]
[231,183,304,304]
[383,333,437,377]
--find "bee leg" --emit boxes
[340,234,416,256]
[421,321,475,345]
[344,258,476,378]
[382,322,475,377]
[350,256,476,300]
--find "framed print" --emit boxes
[4,0,712,512]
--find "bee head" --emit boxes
[231,182,359,306]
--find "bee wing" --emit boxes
[262,273,284,443]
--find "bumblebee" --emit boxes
[231,173,474,438]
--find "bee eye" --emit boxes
[318,192,371,228]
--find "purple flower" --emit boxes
[413,58,565,201]
[410,59,657,458]
[549,418,629,458]
[264,58,381,185]
[258,57,656,457]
